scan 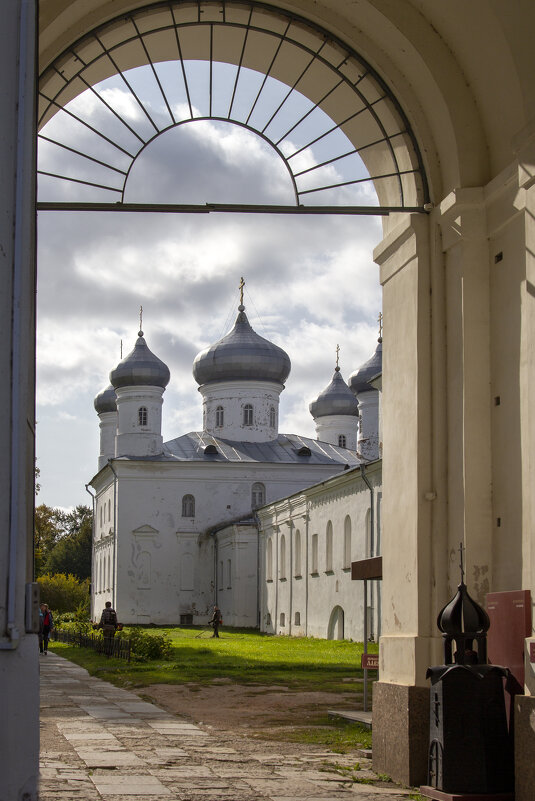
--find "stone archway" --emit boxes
[327,604,344,640]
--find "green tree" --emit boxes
[37,573,90,615]
[42,505,93,581]
[34,504,66,577]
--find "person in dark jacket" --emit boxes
[209,605,222,638]
[39,603,53,654]
[100,601,118,654]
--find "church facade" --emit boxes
[90,298,381,629]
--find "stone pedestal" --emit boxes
[372,682,429,786]
[514,694,535,801]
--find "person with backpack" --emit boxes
[39,603,54,654]
[209,605,223,638]
[99,601,118,654]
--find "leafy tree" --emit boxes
[42,505,93,581]
[34,504,66,577]
[37,573,90,615]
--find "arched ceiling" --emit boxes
[38,1,429,210]
[39,0,533,203]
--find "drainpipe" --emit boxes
[274,525,279,634]
[288,521,293,636]
[254,514,260,629]
[360,463,374,640]
[107,461,118,611]
[305,506,310,636]
[211,531,218,607]
[85,484,96,620]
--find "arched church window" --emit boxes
[100,506,103,528]
[182,494,195,517]
[326,521,333,572]
[108,499,111,522]
[251,482,265,508]
[266,538,273,581]
[311,534,318,575]
[215,406,224,427]
[294,529,302,577]
[243,404,253,426]
[344,516,352,569]
[338,434,347,448]
[270,406,276,428]
[280,534,286,580]
[138,406,148,426]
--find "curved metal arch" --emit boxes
[119,116,300,205]
[38,0,430,211]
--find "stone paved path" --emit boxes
[40,653,414,800]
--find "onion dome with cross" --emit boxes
[192,278,290,387]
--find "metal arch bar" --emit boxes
[37,0,431,208]
[36,201,427,215]
[37,135,128,176]
[297,168,418,196]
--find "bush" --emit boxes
[56,619,95,635]
[118,627,173,661]
[37,573,90,615]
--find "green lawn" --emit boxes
[50,626,378,692]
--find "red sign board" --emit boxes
[530,642,535,664]
[361,653,379,670]
[486,589,531,688]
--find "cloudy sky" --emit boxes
[36,62,383,510]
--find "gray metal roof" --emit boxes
[127,432,362,465]
[110,332,170,390]
[349,339,382,394]
[309,368,359,419]
[192,305,291,386]
[94,383,117,414]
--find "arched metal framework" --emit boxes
[37,0,429,214]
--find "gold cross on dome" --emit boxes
[336,344,340,369]
[378,311,383,338]
[239,277,245,305]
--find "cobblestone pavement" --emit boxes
[40,653,415,800]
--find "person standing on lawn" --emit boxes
[39,603,53,654]
[209,605,222,638]
[100,601,118,654]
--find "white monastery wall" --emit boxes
[91,459,352,624]
[314,414,357,451]
[259,462,382,641]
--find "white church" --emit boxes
[90,291,382,639]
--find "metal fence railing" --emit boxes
[51,629,131,661]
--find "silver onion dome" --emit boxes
[349,339,382,395]
[94,383,117,414]
[309,368,358,419]
[110,331,170,390]
[192,305,291,386]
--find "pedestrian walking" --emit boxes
[99,601,118,655]
[39,603,54,654]
[209,605,222,638]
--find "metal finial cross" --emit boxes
[239,277,245,305]
[459,541,465,584]
[139,305,143,332]
[120,339,123,359]
[336,344,340,369]
[378,311,383,338]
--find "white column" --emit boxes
[0,2,39,799]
